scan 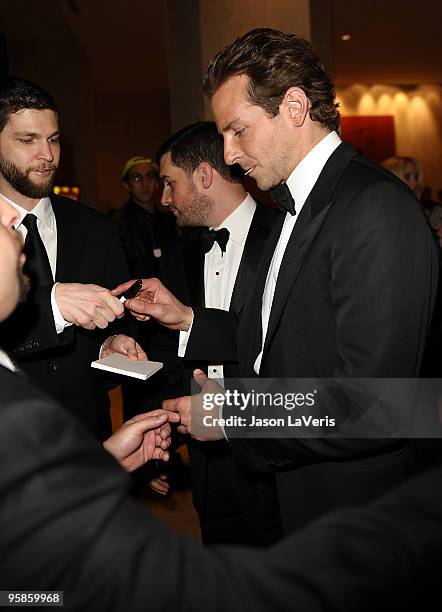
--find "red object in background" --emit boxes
[340,116,396,163]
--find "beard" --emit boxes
[0,156,57,199]
[174,182,214,227]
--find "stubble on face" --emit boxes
[0,155,57,199]
[253,121,292,191]
[173,180,214,227]
[212,74,292,192]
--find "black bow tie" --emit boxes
[271,183,296,215]
[199,227,230,256]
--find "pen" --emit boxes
[119,278,142,303]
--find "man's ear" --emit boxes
[282,87,309,127]
[196,162,214,189]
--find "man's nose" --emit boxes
[161,187,171,207]
[223,136,240,166]
[139,174,155,183]
[36,141,55,161]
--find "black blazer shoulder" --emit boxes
[51,195,119,233]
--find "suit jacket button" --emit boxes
[49,360,59,371]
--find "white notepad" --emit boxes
[91,354,163,380]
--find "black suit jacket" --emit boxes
[0,196,130,439]
[0,364,440,612]
[114,199,177,279]
[222,143,439,533]
[168,203,280,365]
[160,203,279,536]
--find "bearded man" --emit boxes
[0,77,140,440]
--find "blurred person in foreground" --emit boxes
[1,189,442,612]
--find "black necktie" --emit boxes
[199,227,230,256]
[22,214,53,288]
[271,183,296,215]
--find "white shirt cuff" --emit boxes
[51,283,73,334]
[178,309,194,357]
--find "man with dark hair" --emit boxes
[0,76,58,130]
[156,120,241,184]
[124,29,439,543]
[117,121,279,544]
[115,155,176,281]
[1,194,442,611]
[0,76,142,440]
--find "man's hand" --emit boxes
[150,474,170,496]
[55,283,125,330]
[101,333,147,361]
[103,410,180,472]
[163,395,192,435]
[111,278,193,331]
[163,369,225,441]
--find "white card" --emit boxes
[91,354,163,380]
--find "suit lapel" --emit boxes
[51,197,84,282]
[261,141,358,364]
[262,198,332,357]
[229,207,278,314]
[183,238,205,307]
[239,212,286,365]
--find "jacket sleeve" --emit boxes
[183,307,239,362]
[0,383,438,611]
[0,284,75,357]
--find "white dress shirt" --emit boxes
[254,131,342,374]
[3,194,71,334]
[179,194,257,380]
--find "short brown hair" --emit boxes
[203,28,340,133]
[0,77,57,132]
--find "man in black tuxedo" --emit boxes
[0,77,143,440]
[122,121,279,544]
[125,29,439,543]
[0,195,441,610]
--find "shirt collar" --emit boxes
[286,131,341,209]
[0,194,55,231]
[214,193,256,246]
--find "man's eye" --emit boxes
[49,137,60,144]
[19,139,33,144]
[234,128,245,137]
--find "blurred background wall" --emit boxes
[0,0,441,210]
